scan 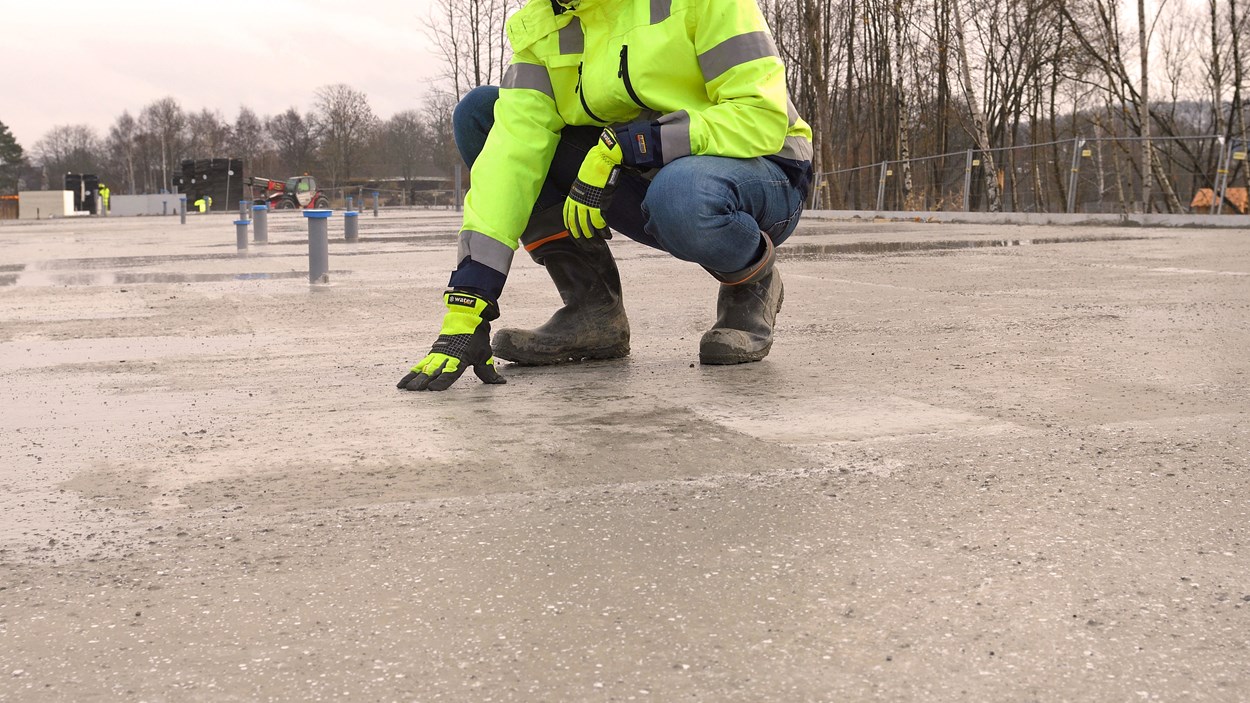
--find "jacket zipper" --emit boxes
[618,45,650,110]
[576,63,608,123]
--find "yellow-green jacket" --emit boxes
[457,0,813,282]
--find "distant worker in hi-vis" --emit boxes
[399,0,813,391]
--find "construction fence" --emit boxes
[318,185,463,211]
[813,134,1247,215]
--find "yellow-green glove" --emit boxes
[398,291,506,391]
[563,128,623,239]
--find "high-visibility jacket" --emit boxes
[457,0,813,283]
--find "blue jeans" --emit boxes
[454,86,805,273]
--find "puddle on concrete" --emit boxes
[262,233,455,247]
[778,235,1152,259]
[0,270,350,287]
[113,271,341,284]
[29,253,258,270]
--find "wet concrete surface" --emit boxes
[778,234,1154,258]
[0,210,1247,701]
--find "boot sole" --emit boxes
[699,342,773,365]
[494,343,630,366]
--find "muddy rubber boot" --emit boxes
[699,233,784,365]
[492,206,630,365]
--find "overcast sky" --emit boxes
[0,0,443,149]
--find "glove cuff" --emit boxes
[614,121,665,170]
[444,290,500,322]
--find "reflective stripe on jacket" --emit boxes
[458,0,813,279]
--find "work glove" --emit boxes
[397,291,506,391]
[564,128,623,240]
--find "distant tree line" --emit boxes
[6,0,1249,213]
[1,84,458,198]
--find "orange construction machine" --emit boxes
[246,175,330,209]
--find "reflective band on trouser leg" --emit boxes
[457,230,515,277]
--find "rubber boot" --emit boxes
[699,232,784,365]
[492,206,630,365]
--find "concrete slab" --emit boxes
[0,211,1247,701]
[17,191,73,220]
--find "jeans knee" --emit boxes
[453,86,498,130]
[453,86,499,166]
[644,166,731,251]
[642,159,776,272]
[642,186,688,242]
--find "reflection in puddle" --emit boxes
[18,233,452,270]
[778,235,1152,259]
[2,271,350,287]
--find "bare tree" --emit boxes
[423,89,461,176]
[951,0,1001,210]
[313,84,377,186]
[801,0,838,205]
[186,108,232,158]
[1057,0,1182,211]
[106,111,139,194]
[1138,0,1155,209]
[893,0,915,206]
[138,97,186,192]
[1230,0,1249,143]
[33,125,104,182]
[230,107,269,175]
[268,108,319,177]
[428,0,518,96]
[384,110,432,199]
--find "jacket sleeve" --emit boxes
[456,49,567,292]
[654,0,792,163]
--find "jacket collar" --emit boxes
[551,0,609,15]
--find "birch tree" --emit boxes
[951,0,1001,210]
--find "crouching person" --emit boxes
[399,0,813,391]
